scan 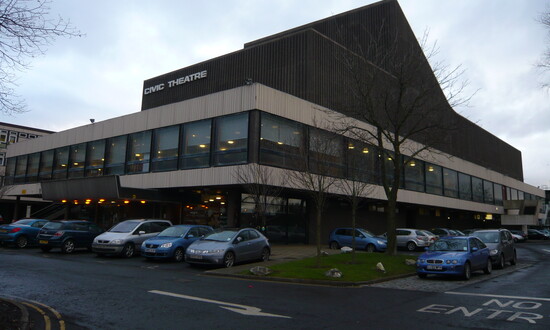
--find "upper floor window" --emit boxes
[213,113,248,166]
[126,131,152,174]
[404,158,425,192]
[52,146,69,180]
[259,113,304,169]
[152,125,179,172]
[105,135,127,175]
[425,163,443,195]
[86,140,105,177]
[68,143,86,179]
[180,119,212,169]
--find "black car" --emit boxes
[527,229,549,240]
[37,220,105,253]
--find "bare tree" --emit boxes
[233,163,283,231]
[335,141,375,263]
[330,23,471,255]
[539,8,550,87]
[287,126,340,266]
[0,0,81,114]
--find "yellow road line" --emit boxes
[29,299,66,330]
[22,302,51,330]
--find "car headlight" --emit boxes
[377,240,385,245]
[111,239,123,245]
[188,249,195,253]
[160,242,172,248]
[417,259,425,264]
[490,249,499,256]
[445,260,458,264]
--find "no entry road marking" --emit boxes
[149,290,291,319]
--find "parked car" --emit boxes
[509,229,528,242]
[0,219,49,248]
[185,228,270,268]
[527,229,549,240]
[419,230,437,244]
[430,228,465,237]
[328,228,387,252]
[416,236,492,280]
[510,233,524,243]
[37,220,105,254]
[141,225,213,261]
[461,229,481,236]
[470,229,516,269]
[92,219,172,257]
[381,228,432,251]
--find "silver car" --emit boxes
[185,228,271,268]
[382,228,432,251]
[92,219,172,257]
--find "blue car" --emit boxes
[328,228,387,252]
[416,236,492,280]
[0,219,49,248]
[141,225,213,262]
[37,220,105,254]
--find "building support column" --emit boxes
[13,196,20,220]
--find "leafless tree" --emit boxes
[0,0,81,114]
[233,163,283,231]
[287,126,340,266]
[330,23,472,255]
[539,8,550,88]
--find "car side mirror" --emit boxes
[138,230,145,235]
[235,237,243,243]
[187,234,194,238]
[471,247,479,252]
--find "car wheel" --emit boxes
[121,243,135,258]
[173,248,184,262]
[497,254,505,269]
[366,244,375,253]
[483,258,492,274]
[15,235,28,249]
[261,247,270,261]
[463,262,471,280]
[329,241,339,250]
[223,251,235,268]
[417,273,427,279]
[510,251,517,265]
[40,247,51,252]
[61,239,76,254]
[406,241,417,251]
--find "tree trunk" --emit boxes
[316,206,322,267]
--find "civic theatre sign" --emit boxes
[144,70,207,95]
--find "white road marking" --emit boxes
[149,290,291,319]
[446,291,550,302]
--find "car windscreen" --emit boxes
[12,220,34,226]
[158,226,187,237]
[358,229,374,237]
[472,232,499,244]
[42,222,64,230]
[109,221,140,233]
[429,239,468,252]
[203,230,238,242]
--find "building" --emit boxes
[2,0,544,241]
[0,122,54,222]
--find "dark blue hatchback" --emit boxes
[37,220,105,254]
[141,225,213,262]
[329,228,387,252]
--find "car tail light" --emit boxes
[417,236,427,241]
[53,231,65,237]
[9,227,21,233]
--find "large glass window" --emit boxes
[52,146,69,180]
[494,183,503,206]
[14,155,28,183]
[404,158,424,192]
[26,153,40,183]
[86,140,105,177]
[518,191,524,200]
[425,163,443,195]
[443,168,459,198]
[105,135,127,175]
[346,140,377,183]
[458,172,472,200]
[308,128,344,177]
[213,113,248,166]
[181,119,211,169]
[68,143,86,179]
[39,150,54,181]
[483,180,494,204]
[126,131,152,174]
[5,157,16,185]
[259,113,304,169]
[152,125,179,172]
[472,177,484,202]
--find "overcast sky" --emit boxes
[1,0,549,187]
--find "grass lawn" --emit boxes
[245,252,417,282]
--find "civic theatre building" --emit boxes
[3,0,544,242]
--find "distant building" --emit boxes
[1,0,545,239]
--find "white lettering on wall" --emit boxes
[144,70,207,95]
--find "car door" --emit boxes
[132,222,154,245]
[71,222,89,247]
[396,230,408,247]
[30,221,48,243]
[500,230,513,261]
[183,227,201,250]
[87,224,104,246]
[470,238,486,270]
[247,229,265,260]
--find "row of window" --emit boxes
[0,129,41,148]
[4,111,538,205]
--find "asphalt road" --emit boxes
[1,241,550,329]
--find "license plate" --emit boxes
[427,265,442,270]
[145,249,156,253]
[190,255,203,260]
[39,240,48,244]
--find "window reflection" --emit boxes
[425,163,442,195]
[404,158,424,192]
[213,113,248,166]
[26,153,40,183]
[308,128,344,177]
[152,125,179,172]
[68,143,86,178]
[443,168,458,198]
[52,147,69,180]
[181,119,211,169]
[14,155,27,184]
[126,131,152,174]
[86,140,105,177]
[105,135,127,175]
[259,113,304,169]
